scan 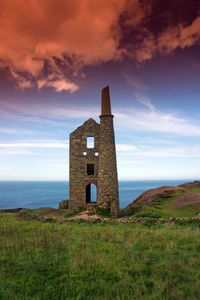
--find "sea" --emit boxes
[0,179,194,210]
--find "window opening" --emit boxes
[87,136,94,148]
[83,151,87,156]
[95,152,99,156]
[87,164,94,175]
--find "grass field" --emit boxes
[0,212,200,299]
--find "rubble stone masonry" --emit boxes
[69,86,119,215]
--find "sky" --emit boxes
[0,0,200,181]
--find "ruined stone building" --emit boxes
[69,86,119,215]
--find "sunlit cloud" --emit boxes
[1,0,199,91]
[157,17,200,55]
[122,12,200,64]
[10,70,33,89]
[0,0,127,89]
[37,76,79,93]
[48,79,78,93]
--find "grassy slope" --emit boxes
[0,213,200,300]
[127,187,200,219]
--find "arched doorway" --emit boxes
[86,183,97,203]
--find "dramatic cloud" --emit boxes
[0,0,127,90]
[37,77,79,93]
[10,70,33,89]
[121,3,200,63]
[157,16,200,55]
[1,0,200,90]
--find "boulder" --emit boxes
[59,200,69,209]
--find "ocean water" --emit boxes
[0,179,192,210]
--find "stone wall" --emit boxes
[69,86,119,215]
[98,115,119,215]
[69,118,100,212]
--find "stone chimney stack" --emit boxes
[97,85,119,215]
[101,85,111,115]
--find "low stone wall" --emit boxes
[169,216,200,223]
[17,209,200,224]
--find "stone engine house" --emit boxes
[69,86,119,215]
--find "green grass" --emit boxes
[156,187,200,218]
[0,213,200,299]
[96,206,111,218]
[64,211,81,218]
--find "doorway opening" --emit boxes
[86,183,97,203]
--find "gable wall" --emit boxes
[69,119,100,211]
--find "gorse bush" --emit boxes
[0,213,200,299]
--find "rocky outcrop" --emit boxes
[59,200,69,209]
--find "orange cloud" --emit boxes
[0,0,199,91]
[157,17,200,54]
[130,16,200,63]
[0,0,129,91]
[37,77,78,93]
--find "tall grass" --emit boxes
[0,213,200,299]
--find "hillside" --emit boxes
[124,180,200,218]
